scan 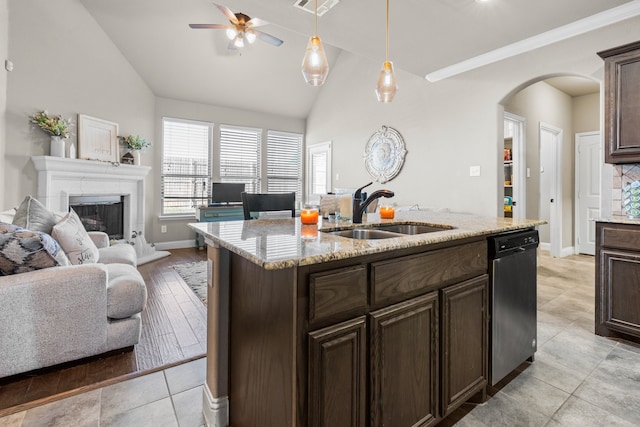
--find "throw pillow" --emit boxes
[12,196,58,235]
[0,222,70,276]
[52,209,100,265]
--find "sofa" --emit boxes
[0,197,147,379]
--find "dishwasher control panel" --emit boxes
[489,229,539,257]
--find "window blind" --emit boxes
[267,130,302,203]
[161,118,212,215]
[219,125,261,193]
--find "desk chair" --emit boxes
[241,192,296,220]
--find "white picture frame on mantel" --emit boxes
[77,114,119,162]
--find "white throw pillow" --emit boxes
[52,209,100,265]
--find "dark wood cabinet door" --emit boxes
[598,249,640,337]
[599,41,640,164]
[370,292,439,427]
[308,316,367,427]
[440,275,488,417]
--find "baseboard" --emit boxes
[202,384,229,427]
[538,243,575,258]
[153,240,196,250]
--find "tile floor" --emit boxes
[1,251,639,427]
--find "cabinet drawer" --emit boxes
[371,240,487,306]
[599,223,640,251]
[309,265,367,324]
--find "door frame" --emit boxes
[574,131,601,255]
[539,122,563,257]
[504,112,526,219]
[306,141,332,204]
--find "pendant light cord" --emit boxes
[385,0,389,61]
[314,0,318,36]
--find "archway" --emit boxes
[499,73,601,257]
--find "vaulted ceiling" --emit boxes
[80,0,633,119]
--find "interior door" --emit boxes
[576,132,601,255]
[306,141,332,204]
[539,123,562,257]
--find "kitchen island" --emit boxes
[190,211,544,427]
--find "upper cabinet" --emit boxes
[599,40,640,164]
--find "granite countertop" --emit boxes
[598,215,640,226]
[189,210,545,270]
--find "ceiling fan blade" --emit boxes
[212,2,238,25]
[189,23,231,29]
[254,30,284,47]
[246,17,269,28]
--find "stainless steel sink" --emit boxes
[372,224,454,235]
[327,228,403,240]
[326,223,454,240]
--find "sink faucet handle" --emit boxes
[355,182,373,198]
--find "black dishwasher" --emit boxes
[488,229,539,386]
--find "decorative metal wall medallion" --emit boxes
[364,126,407,183]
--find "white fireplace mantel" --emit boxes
[31,156,151,239]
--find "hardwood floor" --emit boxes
[0,248,207,417]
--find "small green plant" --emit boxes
[121,134,151,151]
[29,110,73,138]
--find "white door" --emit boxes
[539,123,563,257]
[306,141,332,204]
[576,132,601,255]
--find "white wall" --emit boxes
[306,18,640,221]
[4,0,155,233]
[573,93,600,134]
[152,97,306,244]
[0,0,8,210]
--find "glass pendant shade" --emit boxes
[245,31,257,44]
[375,61,398,103]
[234,35,245,48]
[301,36,330,86]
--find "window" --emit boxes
[219,125,261,192]
[161,118,212,215]
[306,141,332,204]
[267,130,303,203]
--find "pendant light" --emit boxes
[301,0,330,86]
[375,0,398,102]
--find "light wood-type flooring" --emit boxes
[0,248,207,417]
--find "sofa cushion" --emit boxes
[106,264,147,319]
[0,222,70,275]
[98,244,137,267]
[12,196,58,235]
[52,209,100,265]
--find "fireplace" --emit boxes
[31,156,150,240]
[69,195,124,240]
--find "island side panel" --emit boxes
[229,252,298,427]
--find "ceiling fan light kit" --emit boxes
[376,0,398,103]
[189,3,283,51]
[302,0,330,86]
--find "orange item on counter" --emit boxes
[379,206,395,219]
[300,208,319,224]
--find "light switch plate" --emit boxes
[469,165,481,177]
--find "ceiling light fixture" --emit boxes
[375,0,398,103]
[301,0,330,86]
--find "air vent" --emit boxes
[293,0,340,17]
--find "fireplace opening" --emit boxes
[69,195,124,240]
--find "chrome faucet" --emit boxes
[352,182,395,223]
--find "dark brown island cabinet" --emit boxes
[598,40,640,164]
[217,236,489,427]
[596,222,640,342]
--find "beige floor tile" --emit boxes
[20,389,100,427]
[164,357,206,395]
[100,371,169,420]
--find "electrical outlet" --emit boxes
[469,165,481,177]
[161,225,167,233]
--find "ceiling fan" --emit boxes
[189,2,284,50]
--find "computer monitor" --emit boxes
[210,182,245,205]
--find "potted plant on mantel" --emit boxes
[29,110,74,158]
[120,134,150,166]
